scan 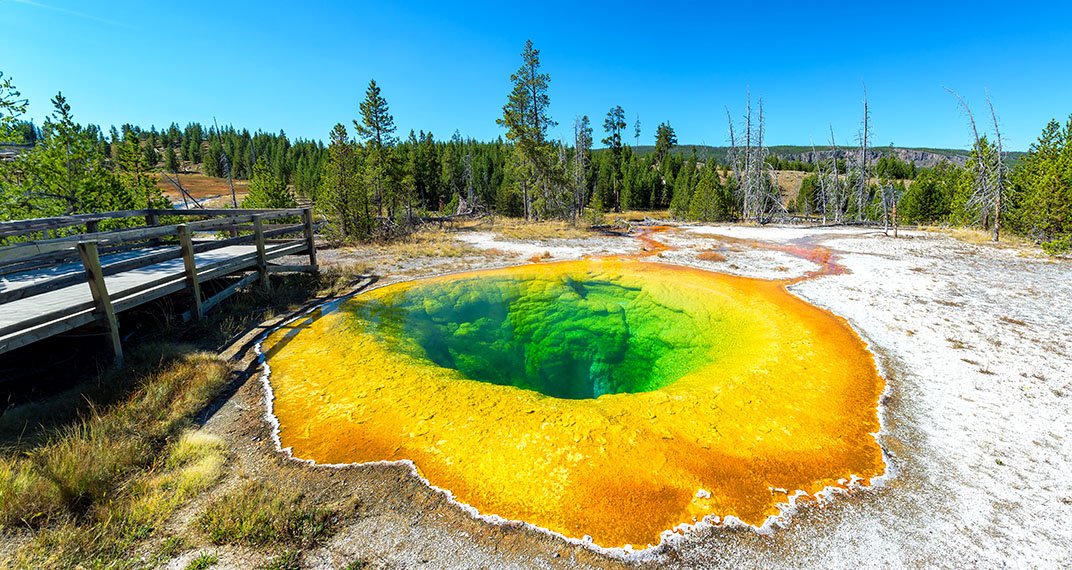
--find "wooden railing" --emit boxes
[0,208,318,364]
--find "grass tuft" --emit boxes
[196,480,335,548]
[261,549,303,570]
[186,551,219,570]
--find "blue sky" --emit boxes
[3,0,1070,151]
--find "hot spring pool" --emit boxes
[259,259,885,548]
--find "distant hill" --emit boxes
[621,144,1024,169]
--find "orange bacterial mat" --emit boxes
[259,258,885,548]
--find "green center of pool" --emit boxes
[345,272,735,399]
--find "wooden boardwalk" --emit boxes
[0,208,317,363]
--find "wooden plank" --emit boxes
[0,272,83,304]
[0,225,177,265]
[101,247,184,277]
[303,207,318,274]
[0,210,149,238]
[253,215,270,292]
[196,252,258,283]
[111,280,187,313]
[263,225,305,239]
[186,215,256,232]
[0,240,77,264]
[264,241,308,260]
[0,248,80,276]
[0,246,189,305]
[0,311,97,355]
[191,233,254,254]
[109,273,187,306]
[0,241,178,277]
[0,299,97,338]
[202,272,259,313]
[176,225,203,321]
[150,208,304,218]
[77,242,123,366]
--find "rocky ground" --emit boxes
[172,224,1071,569]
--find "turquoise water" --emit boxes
[344,271,731,399]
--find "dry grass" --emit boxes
[484,218,596,241]
[314,261,374,297]
[920,226,1037,250]
[0,348,231,568]
[697,251,727,262]
[156,172,249,203]
[376,229,479,260]
[618,209,671,222]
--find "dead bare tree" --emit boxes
[810,139,825,222]
[213,117,238,208]
[726,91,782,223]
[879,173,901,236]
[814,126,846,224]
[946,87,1006,241]
[161,171,203,209]
[852,84,873,221]
[985,90,1006,242]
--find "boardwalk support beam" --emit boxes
[77,241,123,367]
[303,208,318,274]
[177,224,203,320]
[253,214,271,292]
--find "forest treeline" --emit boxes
[1,48,1070,251]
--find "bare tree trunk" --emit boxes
[947,87,1001,238]
[829,126,843,224]
[986,90,1005,242]
[893,197,899,238]
[857,84,871,221]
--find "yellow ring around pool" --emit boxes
[260,259,885,548]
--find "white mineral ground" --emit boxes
[181,226,1071,569]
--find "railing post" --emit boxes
[77,241,123,367]
[145,211,162,246]
[177,224,203,320]
[85,219,99,234]
[302,208,318,274]
[253,214,270,292]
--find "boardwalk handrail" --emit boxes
[0,208,317,363]
[0,210,303,265]
[0,208,305,239]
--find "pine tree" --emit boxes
[602,106,626,152]
[689,165,726,221]
[320,123,370,239]
[142,139,159,167]
[242,156,296,210]
[654,122,677,164]
[497,39,556,220]
[354,79,399,217]
[203,139,223,177]
[111,132,168,211]
[1010,116,1072,252]
[164,145,179,173]
[0,72,28,141]
[599,105,627,210]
